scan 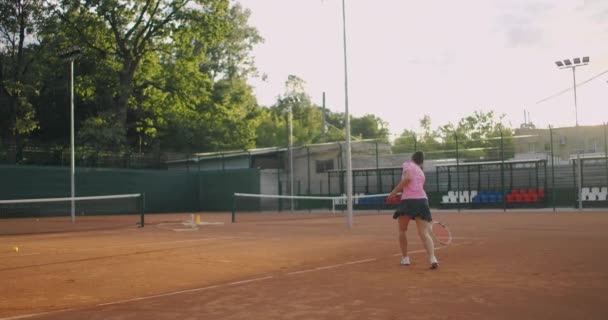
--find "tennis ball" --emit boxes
[13,246,19,253]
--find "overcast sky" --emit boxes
[238,0,608,137]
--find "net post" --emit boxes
[231,193,236,223]
[139,193,145,227]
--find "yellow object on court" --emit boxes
[195,214,201,225]
[13,246,19,253]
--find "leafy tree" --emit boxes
[392,129,417,154]
[392,111,514,160]
[49,0,232,144]
[351,114,388,141]
[0,0,49,148]
[255,75,389,148]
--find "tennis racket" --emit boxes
[385,194,400,205]
[431,221,452,245]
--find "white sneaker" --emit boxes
[400,256,410,266]
[430,256,439,269]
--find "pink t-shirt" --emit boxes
[401,161,427,200]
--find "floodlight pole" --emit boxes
[70,59,75,223]
[60,48,81,224]
[572,67,579,127]
[556,57,587,211]
[289,103,294,211]
[341,0,354,229]
[572,66,583,211]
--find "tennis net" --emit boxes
[0,193,145,235]
[231,193,394,223]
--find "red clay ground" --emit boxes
[1,211,608,320]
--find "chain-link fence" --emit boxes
[320,124,607,209]
[0,140,166,169]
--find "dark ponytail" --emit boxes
[412,151,424,165]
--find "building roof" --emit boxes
[165,139,388,164]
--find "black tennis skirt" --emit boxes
[393,198,432,222]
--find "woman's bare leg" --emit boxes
[415,219,438,268]
[398,216,411,263]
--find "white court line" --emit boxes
[0,238,228,259]
[68,238,220,251]
[1,236,260,259]
[391,248,428,257]
[287,258,377,275]
[0,252,41,258]
[391,242,471,256]
[0,309,73,320]
[286,242,472,275]
[97,276,273,307]
[1,242,470,319]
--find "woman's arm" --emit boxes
[389,170,411,198]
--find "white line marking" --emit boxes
[0,309,74,320]
[391,242,471,256]
[33,238,221,255]
[1,241,470,319]
[97,276,273,307]
[1,236,258,259]
[0,252,41,258]
[287,258,377,275]
[392,249,428,257]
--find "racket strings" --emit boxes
[431,222,452,245]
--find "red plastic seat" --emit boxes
[515,194,523,202]
[539,189,545,198]
[511,189,519,195]
[530,194,538,202]
[528,188,537,195]
[507,195,515,203]
[524,194,532,203]
[520,188,527,195]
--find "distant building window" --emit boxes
[316,159,334,173]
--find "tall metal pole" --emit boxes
[307,146,311,195]
[455,134,460,212]
[500,130,505,212]
[70,60,75,223]
[341,0,354,229]
[375,141,380,193]
[572,67,583,210]
[573,67,579,127]
[289,105,294,210]
[550,126,556,212]
[322,92,326,141]
[604,123,608,187]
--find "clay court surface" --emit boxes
[2,211,608,319]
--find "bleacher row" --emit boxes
[582,187,608,201]
[441,189,547,204]
[344,186,608,207]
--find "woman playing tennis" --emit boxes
[388,151,439,269]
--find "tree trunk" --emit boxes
[117,60,138,140]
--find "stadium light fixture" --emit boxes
[554,56,590,210]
